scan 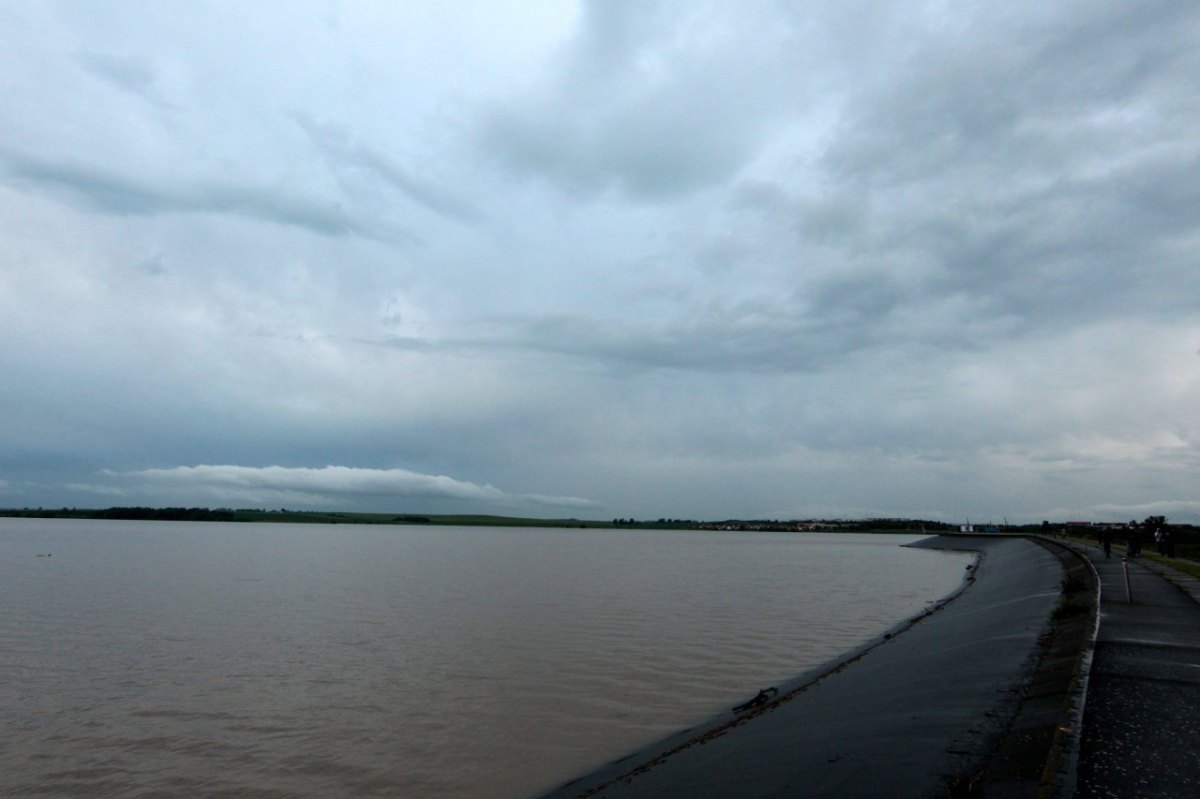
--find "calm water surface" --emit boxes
[0,519,970,797]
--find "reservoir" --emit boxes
[1,519,971,797]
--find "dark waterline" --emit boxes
[1,519,971,797]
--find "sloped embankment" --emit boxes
[953,537,1099,797]
[541,535,1095,799]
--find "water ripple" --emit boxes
[0,520,969,798]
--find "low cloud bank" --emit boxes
[1058,500,1200,524]
[99,465,601,511]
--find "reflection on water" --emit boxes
[0,519,969,797]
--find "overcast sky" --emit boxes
[2,1,1198,523]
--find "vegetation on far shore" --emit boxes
[1,506,955,533]
[4,508,1197,566]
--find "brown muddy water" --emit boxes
[1,519,970,797]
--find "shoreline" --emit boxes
[537,534,1091,799]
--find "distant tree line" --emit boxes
[611,518,699,528]
[0,506,236,521]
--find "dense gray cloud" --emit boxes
[482,1,813,198]
[0,147,385,238]
[77,51,162,103]
[1,1,1198,523]
[293,114,483,225]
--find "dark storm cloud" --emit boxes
[0,148,403,240]
[777,0,1200,342]
[825,0,1200,185]
[375,285,937,376]
[76,51,165,105]
[293,114,483,224]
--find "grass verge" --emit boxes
[1140,552,1200,580]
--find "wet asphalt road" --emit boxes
[538,536,1064,799]
[1074,548,1200,798]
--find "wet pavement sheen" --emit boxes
[1074,549,1200,798]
